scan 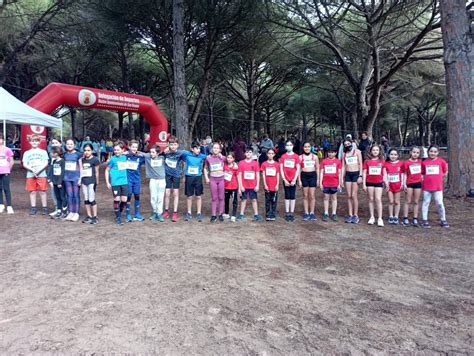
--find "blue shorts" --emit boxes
[323,187,338,195]
[128,181,141,195]
[241,189,257,200]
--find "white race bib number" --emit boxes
[284,159,295,168]
[265,167,277,176]
[29,159,42,169]
[165,158,177,168]
[224,171,233,182]
[304,160,315,168]
[345,156,358,165]
[0,158,7,167]
[426,165,439,175]
[409,164,421,175]
[65,161,77,171]
[82,167,92,177]
[117,161,128,170]
[53,166,61,176]
[324,165,337,174]
[127,161,139,170]
[369,166,382,175]
[244,171,255,180]
[210,162,222,172]
[388,173,400,183]
[151,159,162,167]
[188,166,199,175]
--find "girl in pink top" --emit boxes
[204,143,226,223]
[0,135,14,214]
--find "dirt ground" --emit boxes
[1,165,473,354]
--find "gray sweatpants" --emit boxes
[422,190,446,221]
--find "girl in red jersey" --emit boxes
[341,138,363,224]
[319,145,342,221]
[237,148,263,221]
[223,153,239,222]
[402,146,422,226]
[421,145,449,228]
[261,148,280,221]
[384,148,405,225]
[363,144,386,227]
[280,139,301,222]
[298,142,319,221]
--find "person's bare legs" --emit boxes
[367,187,375,219]
[172,188,179,212]
[309,187,316,214]
[345,182,353,216]
[303,187,309,214]
[331,193,337,215]
[375,187,383,219]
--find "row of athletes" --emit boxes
[3,134,448,229]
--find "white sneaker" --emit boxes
[377,218,384,227]
[71,213,79,222]
[222,214,230,219]
[65,212,74,221]
[368,217,375,225]
[230,216,236,222]
[49,210,58,217]
[0,204,4,213]
[6,206,14,214]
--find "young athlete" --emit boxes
[421,145,449,228]
[402,146,423,226]
[341,138,363,223]
[143,144,166,222]
[237,147,263,221]
[162,136,185,222]
[47,138,63,217]
[63,138,82,222]
[223,152,239,222]
[22,135,49,215]
[105,141,129,225]
[363,144,386,227]
[204,142,226,222]
[0,134,14,214]
[125,140,145,222]
[384,148,405,224]
[48,146,68,219]
[79,143,100,224]
[183,142,207,222]
[261,148,280,221]
[320,145,342,221]
[298,142,319,221]
[280,139,301,222]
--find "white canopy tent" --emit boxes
[0,87,62,140]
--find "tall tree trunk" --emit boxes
[189,67,211,138]
[247,58,256,142]
[70,108,76,139]
[118,112,124,138]
[138,114,144,142]
[173,0,189,146]
[403,108,410,147]
[128,112,134,139]
[440,0,473,196]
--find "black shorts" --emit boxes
[166,175,181,189]
[284,185,296,200]
[323,187,338,195]
[301,171,317,188]
[366,182,384,188]
[407,182,422,189]
[345,171,360,183]
[241,188,257,200]
[112,184,128,197]
[185,175,203,196]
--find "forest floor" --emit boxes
[1,165,473,354]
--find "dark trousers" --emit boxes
[265,190,278,218]
[0,174,11,206]
[224,189,238,217]
[54,184,68,212]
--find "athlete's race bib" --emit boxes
[53,166,61,176]
[150,159,162,167]
[65,161,77,171]
[265,167,277,176]
[210,162,223,172]
[368,166,382,175]
[324,165,337,174]
[388,173,400,183]
[117,161,128,170]
[284,159,295,168]
[82,167,93,177]
[224,171,233,182]
[304,160,315,168]
[187,166,199,175]
[127,161,139,170]
[426,165,439,175]
[165,158,177,169]
[29,159,42,169]
[345,156,358,165]
[244,171,255,180]
[0,157,7,167]
[409,164,421,175]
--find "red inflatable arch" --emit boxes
[21,82,169,153]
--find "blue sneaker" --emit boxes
[237,214,244,221]
[149,213,158,221]
[184,212,192,221]
[254,214,263,222]
[331,214,338,222]
[126,214,133,223]
[345,215,352,223]
[303,213,310,221]
[133,214,145,221]
[309,212,317,221]
[196,213,202,222]
[351,215,360,224]
[156,213,165,222]
[116,216,123,225]
[322,213,329,222]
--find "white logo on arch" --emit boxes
[78,89,97,106]
[30,125,45,134]
[158,131,168,142]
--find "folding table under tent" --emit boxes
[0,87,63,140]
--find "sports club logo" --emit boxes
[78,89,97,106]
[30,125,45,134]
[158,131,168,142]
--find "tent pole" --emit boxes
[2,119,5,139]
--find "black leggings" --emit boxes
[284,185,296,200]
[224,189,238,217]
[54,184,68,212]
[0,174,11,206]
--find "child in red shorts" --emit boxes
[319,145,342,221]
[261,148,279,221]
[384,148,405,224]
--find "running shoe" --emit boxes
[71,213,79,222]
[184,212,192,221]
[388,216,394,224]
[351,215,360,224]
[230,216,236,222]
[331,214,338,222]
[218,215,224,222]
[64,212,74,221]
[82,216,92,224]
[126,214,133,223]
[171,212,177,222]
[309,213,317,221]
[344,215,352,223]
[284,213,290,222]
[156,213,165,222]
[420,220,431,229]
[196,213,203,222]
[115,216,123,225]
[322,213,329,222]
[412,218,419,227]
[210,216,217,223]
[149,213,157,221]
[133,214,145,221]
[42,207,48,215]
[237,214,244,221]
[254,214,263,222]
[0,204,4,213]
[90,216,99,224]
[393,217,399,225]
[222,214,230,219]
[29,207,37,215]
[377,218,384,227]
[303,213,310,221]
[49,210,58,217]
[6,206,14,214]
[162,210,169,219]
[367,217,375,225]
[402,217,410,226]
[440,220,450,228]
